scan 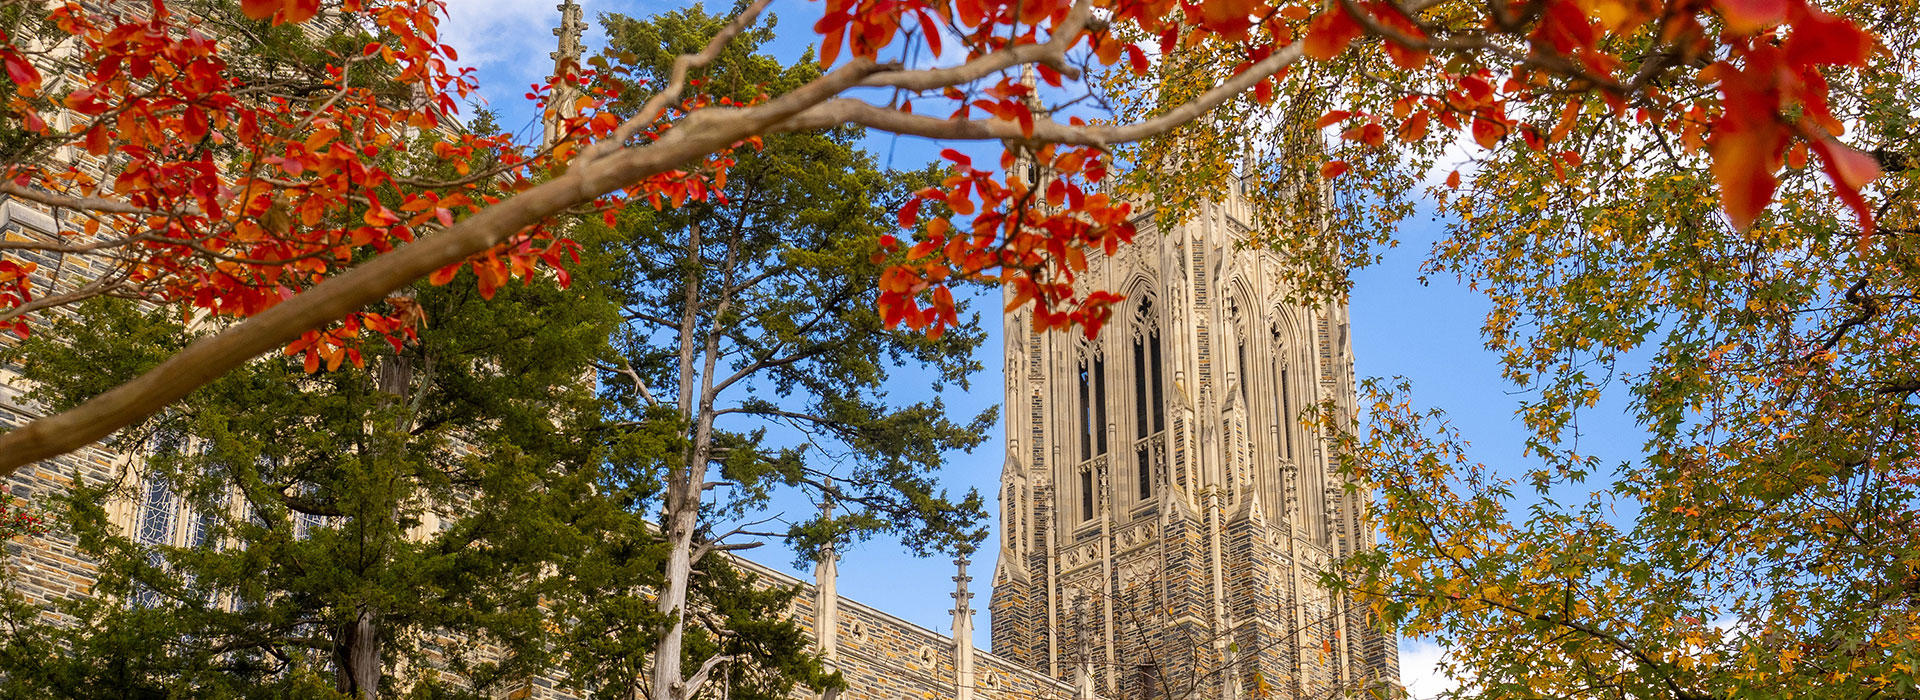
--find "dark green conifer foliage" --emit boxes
[558,7,994,700]
[0,221,618,699]
[0,112,622,698]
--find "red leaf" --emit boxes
[3,54,40,91]
[1707,123,1789,230]
[182,107,209,142]
[1445,170,1462,188]
[940,148,972,169]
[1303,9,1364,61]
[1715,0,1786,34]
[1316,111,1352,128]
[1783,9,1873,66]
[1125,44,1150,75]
[915,9,943,57]
[1809,137,1882,237]
[899,197,922,229]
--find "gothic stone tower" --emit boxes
[988,185,1400,700]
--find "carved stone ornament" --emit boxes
[1118,558,1160,587]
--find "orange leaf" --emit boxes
[1707,124,1788,230]
[1787,142,1809,169]
[429,262,462,286]
[1445,170,1462,188]
[240,0,282,21]
[1320,161,1350,179]
[820,26,844,68]
[1316,111,1351,128]
[1471,117,1508,149]
[1397,111,1429,142]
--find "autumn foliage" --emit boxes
[0,0,1893,466]
[0,0,1885,347]
[0,0,742,369]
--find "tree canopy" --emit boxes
[0,0,1910,696]
[566,10,992,700]
[0,0,1888,468]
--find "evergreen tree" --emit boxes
[0,116,621,699]
[555,7,995,700]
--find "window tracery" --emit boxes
[1128,298,1165,501]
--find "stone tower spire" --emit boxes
[952,553,976,700]
[541,0,588,149]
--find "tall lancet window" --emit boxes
[1077,344,1108,523]
[1077,347,1108,462]
[1272,323,1293,461]
[1130,300,1165,500]
[1227,298,1251,411]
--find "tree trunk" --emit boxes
[655,218,710,700]
[332,351,413,699]
[652,465,702,700]
[335,606,382,699]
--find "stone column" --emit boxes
[953,554,975,700]
[814,499,839,665]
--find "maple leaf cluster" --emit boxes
[814,0,1884,340]
[1300,0,1881,232]
[0,0,752,372]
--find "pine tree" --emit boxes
[557,8,996,700]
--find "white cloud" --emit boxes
[1398,637,1461,700]
[439,0,611,99]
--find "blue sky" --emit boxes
[435,2,1648,696]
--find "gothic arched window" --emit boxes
[1130,300,1165,500]
[1077,347,1108,462]
[1227,298,1251,411]
[1272,322,1293,462]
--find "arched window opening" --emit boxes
[1237,337,1250,410]
[1227,298,1250,410]
[1077,349,1108,461]
[1130,300,1166,500]
[1272,323,1293,462]
[1078,361,1093,462]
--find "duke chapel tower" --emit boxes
[987,184,1401,700]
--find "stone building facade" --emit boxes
[987,186,1401,700]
